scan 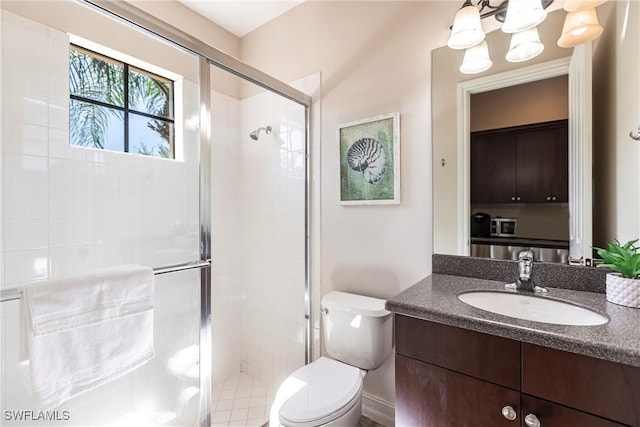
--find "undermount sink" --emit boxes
[458,291,609,326]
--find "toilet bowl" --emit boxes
[271,292,393,427]
[277,357,363,427]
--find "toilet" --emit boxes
[271,291,393,427]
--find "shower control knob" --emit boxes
[501,406,517,421]
[524,414,541,427]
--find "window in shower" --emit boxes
[69,44,175,158]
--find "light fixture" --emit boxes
[557,7,603,47]
[447,0,553,73]
[506,27,544,62]
[562,0,607,13]
[502,0,548,33]
[447,0,486,50]
[460,41,493,74]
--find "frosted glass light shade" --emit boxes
[502,0,548,33]
[447,4,485,50]
[506,27,545,62]
[460,41,492,74]
[563,0,607,12]
[557,8,603,48]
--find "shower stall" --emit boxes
[0,1,315,426]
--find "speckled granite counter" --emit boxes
[386,273,640,367]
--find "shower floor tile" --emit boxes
[212,373,273,427]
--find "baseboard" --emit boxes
[362,392,395,427]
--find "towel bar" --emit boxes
[0,260,212,303]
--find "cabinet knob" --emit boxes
[501,406,517,421]
[547,196,551,201]
[516,196,521,201]
[524,414,541,427]
[511,196,516,201]
[552,196,556,201]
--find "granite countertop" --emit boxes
[386,273,640,367]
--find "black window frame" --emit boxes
[69,44,176,158]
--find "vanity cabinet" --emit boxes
[471,120,568,204]
[395,315,640,426]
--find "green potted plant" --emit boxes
[594,239,640,308]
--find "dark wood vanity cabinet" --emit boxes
[395,315,640,427]
[471,120,568,204]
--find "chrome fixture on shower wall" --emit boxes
[249,125,272,140]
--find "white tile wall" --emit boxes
[1,9,320,427]
[209,73,320,427]
[237,85,308,390]
[1,10,202,426]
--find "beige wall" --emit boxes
[593,1,640,247]
[241,0,464,405]
[470,75,568,132]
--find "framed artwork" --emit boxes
[338,112,400,205]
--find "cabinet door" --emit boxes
[522,343,640,426]
[516,125,568,203]
[471,132,516,203]
[396,315,520,389]
[396,354,520,427]
[522,395,626,427]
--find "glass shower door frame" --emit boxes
[79,2,313,426]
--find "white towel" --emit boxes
[21,265,155,409]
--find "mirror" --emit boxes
[432,2,640,264]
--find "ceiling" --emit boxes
[177,0,305,37]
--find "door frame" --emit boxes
[456,55,584,258]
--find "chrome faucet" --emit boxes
[505,250,548,293]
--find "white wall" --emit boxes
[593,0,640,247]
[0,9,203,425]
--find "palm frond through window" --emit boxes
[69,45,175,159]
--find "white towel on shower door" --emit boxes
[21,265,155,410]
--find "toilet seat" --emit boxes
[279,357,363,427]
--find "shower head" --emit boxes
[250,125,272,140]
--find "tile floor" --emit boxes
[211,373,274,427]
[211,373,388,427]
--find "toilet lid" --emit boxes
[279,357,363,424]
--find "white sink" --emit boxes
[458,291,609,326]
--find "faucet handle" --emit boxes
[518,250,534,261]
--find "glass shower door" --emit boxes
[0,2,207,426]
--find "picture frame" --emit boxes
[338,112,400,205]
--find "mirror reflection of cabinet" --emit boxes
[471,120,568,204]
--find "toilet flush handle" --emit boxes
[321,307,329,315]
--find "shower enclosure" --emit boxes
[0,1,314,426]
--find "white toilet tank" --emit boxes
[321,291,393,370]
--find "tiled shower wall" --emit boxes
[1,10,203,426]
[210,90,243,384]
[238,87,308,389]
[211,73,320,391]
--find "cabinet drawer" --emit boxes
[522,395,626,427]
[396,354,520,427]
[522,343,640,426]
[395,315,520,389]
